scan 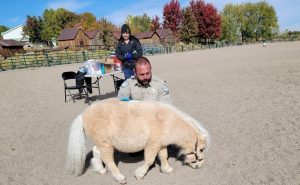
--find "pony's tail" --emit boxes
[66,114,86,176]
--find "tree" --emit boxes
[125,13,151,34]
[180,7,198,43]
[150,15,161,31]
[190,0,221,42]
[202,3,221,41]
[190,0,205,41]
[41,8,79,44]
[97,18,116,49]
[0,25,9,35]
[23,15,43,43]
[163,0,183,37]
[240,3,258,41]
[221,3,243,42]
[79,12,97,30]
[255,1,279,40]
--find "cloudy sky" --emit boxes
[1,0,299,31]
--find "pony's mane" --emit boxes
[91,99,210,147]
[157,102,211,148]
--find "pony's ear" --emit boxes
[198,135,206,145]
[198,132,210,149]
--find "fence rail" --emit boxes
[0,49,111,70]
[0,39,298,71]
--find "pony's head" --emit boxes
[181,135,206,168]
[177,135,207,169]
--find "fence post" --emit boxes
[44,51,50,66]
[75,51,78,63]
[34,51,39,66]
[181,45,184,52]
[22,53,27,68]
[82,50,87,61]
[56,52,61,65]
[65,49,68,63]
[10,56,15,69]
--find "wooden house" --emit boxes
[133,28,174,46]
[156,28,174,45]
[0,39,25,58]
[135,31,160,45]
[57,28,89,49]
[84,29,103,49]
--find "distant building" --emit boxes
[83,29,102,49]
[135,31,160,45]
[0,39,25,58]
[134,29,174,45]
[156,29,174,45]
[57,28,89,49]
[1,25,29,42]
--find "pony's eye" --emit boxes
[200,149,204,152]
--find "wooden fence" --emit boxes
[0,39,298,71]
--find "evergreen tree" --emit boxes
[180,7,198,43]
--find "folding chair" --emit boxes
[113,76,125,92]
[62,71,89,103]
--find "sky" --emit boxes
[0,0,299,32]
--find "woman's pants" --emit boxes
[123,67,135,80]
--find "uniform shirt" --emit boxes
[117,75,171,104]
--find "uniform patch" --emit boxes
[121,80,129,87]
[162,84,169,94]
[151,87,155,94]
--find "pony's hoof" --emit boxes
[90,158,106,174]
[99,169,107,175]
[114,175,127,184]
[135,167,146,180]
[92,168,107,174]
[161,166,173,174]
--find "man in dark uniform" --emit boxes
[115,24,143,79]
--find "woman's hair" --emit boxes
[119,24,140,42]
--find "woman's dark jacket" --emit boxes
[115,36,143,68]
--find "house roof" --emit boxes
[57,28,81,41]
[1,25,23,36]
[156,28,173,39]
[0,39,25,47]
[135,31,155,39]
[83,29,100,39]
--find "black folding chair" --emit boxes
[113,76,125,92]
[62,71,89,103]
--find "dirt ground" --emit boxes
[0,41,299,185]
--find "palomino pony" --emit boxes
[66,98,209,184]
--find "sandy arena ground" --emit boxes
[0,41,299,185]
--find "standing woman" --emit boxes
[115,24,143,79]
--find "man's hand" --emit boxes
[124,52,132,60]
